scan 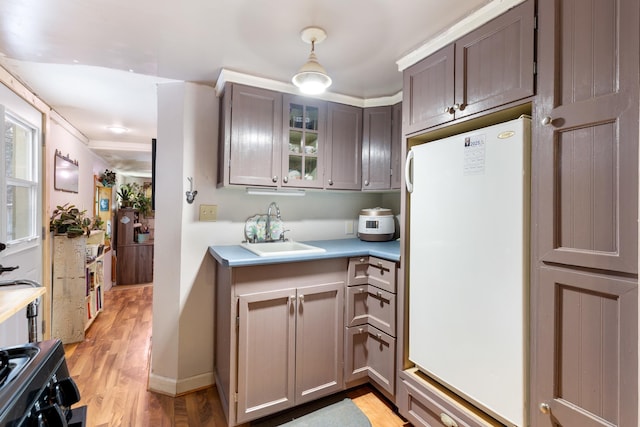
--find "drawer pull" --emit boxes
[440,413,458,427]
[369,262,390,272]
[359,257,366,263]
[358,328,364,334]
[359,288,365,294]
[376,291,383,298]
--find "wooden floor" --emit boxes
[64,284,409,427]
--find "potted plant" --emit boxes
[92,216,105,231]
[49,203,92,238]
[99,169,116,187]
[134,190,152,218]
[116,183,135,208]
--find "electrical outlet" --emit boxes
[199,204,217,221]
[345,220,354,235]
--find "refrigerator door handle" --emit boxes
[405,149,414,193]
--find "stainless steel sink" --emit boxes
[240,241,326,257]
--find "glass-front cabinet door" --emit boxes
[283,95,325,188]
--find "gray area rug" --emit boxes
[252,398,371,427]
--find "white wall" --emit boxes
[48,118,111,219]
[149,81,400,395]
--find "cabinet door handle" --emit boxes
[405,150,414,193]
[328,179,333,186]
[272,175,279,183]
[358,288,365,294]
[541,116,553,126]
[539,402,551,414]
[364,180,369,186]
[299,294,304,302]
[283,176,289,183]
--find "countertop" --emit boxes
[0,287,46,324]
[209,238,400,267]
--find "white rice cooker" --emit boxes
[357,207,395,242]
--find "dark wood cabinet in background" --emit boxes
[116,209,154,285]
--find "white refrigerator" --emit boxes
[405,116,530,427]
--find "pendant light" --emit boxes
[292,27,332,95]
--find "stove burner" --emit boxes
[0,346,38,390]
[0,340,84,426]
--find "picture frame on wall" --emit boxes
[99,198,109,212]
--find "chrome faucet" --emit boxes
[265,201,281,242]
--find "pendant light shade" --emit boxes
[292,27,332,95]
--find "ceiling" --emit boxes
[0,0,496,177]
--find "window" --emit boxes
[2,106,39,246]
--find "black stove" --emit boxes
[0,339,86,426]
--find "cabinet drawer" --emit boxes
[346,284,396,336]
[398,370,503,427]
[345,324,396,395]
[347,256,397,293]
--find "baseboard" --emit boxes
[148,371,215,396]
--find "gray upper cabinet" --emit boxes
[403,0,535,136]
[390,102,402,190]
[325,102,363,190]
[403,44,454,135]
[282,95,326,188]
[531,0,639,426]
[362,106,392,190]
[218,83,283,187]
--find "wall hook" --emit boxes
[186,177,198,204]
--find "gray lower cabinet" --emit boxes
[344,256,397,397]
[397,371,505,427]
[215,259,345,426]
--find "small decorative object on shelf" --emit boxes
[92,216,105,231]
[100,169,116,187]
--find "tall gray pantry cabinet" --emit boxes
[531,0,638,426]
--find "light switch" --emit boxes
[345,220,354,235]
[199,204,217,221]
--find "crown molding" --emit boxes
[396,0,527,72]
[215,68,402,108]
